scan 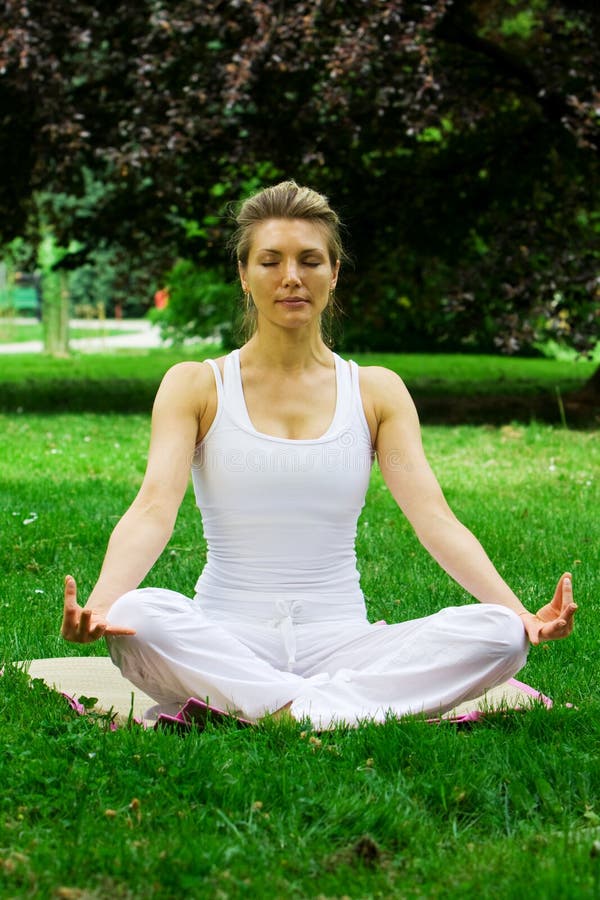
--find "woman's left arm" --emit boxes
[362,366,577,645]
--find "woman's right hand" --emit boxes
[61,575,136,644]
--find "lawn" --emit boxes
[0,346,596,417]
[1,397,598,897]
[0,321,144,343]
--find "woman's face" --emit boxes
[239,218,340,331]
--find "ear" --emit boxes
[330,259,340,291]
[238,260,248,293]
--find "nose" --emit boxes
[282,259,301,287]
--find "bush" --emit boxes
[151,260,239,349]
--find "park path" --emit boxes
[0,318,162,355]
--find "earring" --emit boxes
[244,290,252,308]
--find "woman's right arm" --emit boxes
[61,361,215,643]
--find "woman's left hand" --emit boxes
[519,572,577,645]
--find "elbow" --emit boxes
[127,495,179,537]
[412,508,462,550]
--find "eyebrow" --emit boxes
[257,248,326,256]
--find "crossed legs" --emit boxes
[106,588,528,729]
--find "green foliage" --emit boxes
[499,9,539,39]
[2,235,36,273]
[151,260,239,349]
[534,339,600,364]
[1,180,161,329]
[1,1,599,354]
[38,176,161,317]
[67,242,157,319]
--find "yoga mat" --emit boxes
[439,677,552,722]
[24,656,156,725]
[19,657,552,728]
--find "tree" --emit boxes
[1,0,598,356]
[36,232,72,355]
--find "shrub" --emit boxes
[151,260,239,349]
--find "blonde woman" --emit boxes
[61,181,576,729]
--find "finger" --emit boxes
[61,602,80,626]
[561,574,576,613]
[63,574,78,609]
[522,616,542,646]
[559,605,577,633]
[81,613,136,640]
[77,607,95,637]
[81,624,136,643]
[63,578,82,625]
[539,617,572,641]
[549,573,569,613]
[61,578,80,636]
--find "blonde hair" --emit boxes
[231,180,346,341]
[232,180,346,267]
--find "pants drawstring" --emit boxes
[269,599,302,669]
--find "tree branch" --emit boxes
[435,0,572,129]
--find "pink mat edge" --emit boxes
[1,663,555,730]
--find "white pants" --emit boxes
[106,588,528,730]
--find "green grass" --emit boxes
[355,351,596,396]
[0,346,595,417]
[1,411,599,898]
[0,346,218,384]
[0,347,221,414]
[0,322,142,343]
[0,346,594,391]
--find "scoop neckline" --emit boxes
[231,348,344,444]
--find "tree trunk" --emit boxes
[38,231,70,357]
[43,269,70,356]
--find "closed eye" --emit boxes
[259,259,322,268]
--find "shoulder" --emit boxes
[153,358,220,414]
[354,364,416,416]
[160,358,213,383]
[348,363,419,446]
[355,363,406,389]
[158,357,224,392]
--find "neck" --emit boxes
[242,321,332,371]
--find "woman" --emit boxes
[61,181,577,729]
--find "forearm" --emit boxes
[415,513,528,615]
[85,505,175,614]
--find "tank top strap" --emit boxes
[204,358,223,402]
[222,349,251,425]
[330,352,351,428]
[348,359,364,416]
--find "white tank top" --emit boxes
[192,350,374,623]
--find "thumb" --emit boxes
[522,614,542,646]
